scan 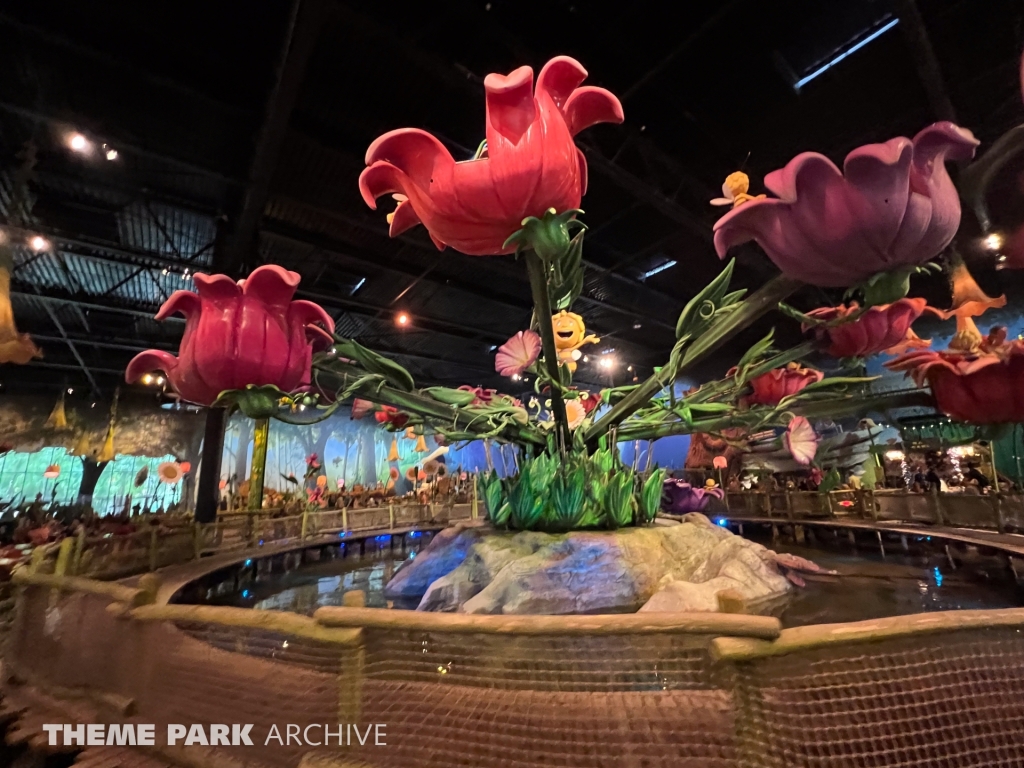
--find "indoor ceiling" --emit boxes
[1,0,1023,402]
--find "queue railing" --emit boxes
[723,489,1024,532]
[33,500,479,580]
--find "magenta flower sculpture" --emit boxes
[662,479,725,515]
[126,265,334,406]
[713,122,979,287]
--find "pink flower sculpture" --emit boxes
[359,56,623,255]
[783,417,818,466]
[495,330,541,377]
[887,327,1024,424]
[714,122,979,286]
[662,479,725,515]
[748,363,824,406]
[126,265,334,406]
[804,298,929,358]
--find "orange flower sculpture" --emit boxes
[359,56,623,255]
[0,260,41,364]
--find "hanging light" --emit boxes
[67,133,90,153]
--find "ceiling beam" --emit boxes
[222,0,329,274]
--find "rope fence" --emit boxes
[6,571,1024,767]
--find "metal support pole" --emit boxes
[195,407,226,524]
[248,418,270,512]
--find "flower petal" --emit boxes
[561,86,624,136]
[495,330,541,377]
[483,65,537,145]
[536,56,588,109]
[784,417,818,466]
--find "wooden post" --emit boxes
[471,476,479,519]
[337,630,365,725]
[388,503,394,531]
[342,507,348,533]
[71,527,86,575]
[993,493,1006,533]
[192,523,201,560]
[53,537,75,577]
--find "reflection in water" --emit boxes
[762,542,1021,628]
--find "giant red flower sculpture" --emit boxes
[748,363,824,406]
[887,328,1024,424]
[714,122,979,286]
[804,298,929,358]
[359,56,623,255]
[125,265,334,406]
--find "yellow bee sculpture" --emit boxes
[710,171,766,209]
[552,311,600,373]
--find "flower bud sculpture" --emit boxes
[747,363,824,406]
[359,56,623,255]
[804,298,929,359]
[714,122,979,287]
[126,265,334,406]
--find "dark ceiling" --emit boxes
[1,0,1023,403]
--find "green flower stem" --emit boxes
[585,274,803,444]
[247,417,270,512]
[524,250,570,453]
[685,341,817,406]
[616,388,935,441]
[312,369,548,447]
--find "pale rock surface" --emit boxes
[384,513,800,615]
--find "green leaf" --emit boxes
[334,337,415,392]
[422,387,478,406]
[551,467,586,530]
[637,468,666,525]
[591,447,614,476]
[507,467,545,530]
[736,329,775,370]
[478,471,508,524]
[604,472,635,528]
[675,259,735,339]
[817,467,842,494]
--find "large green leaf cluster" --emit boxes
[476,449,666,533]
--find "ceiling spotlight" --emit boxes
[141,373,153,385]
[599,356,615,370]
[511,373,521,381]
[396,312,410,326]
[627,365,633,372]
[984,232,1004,251]
[633,322,642,330]
[162,268,169,276]
[102,144,118,161]
[582,355,589,363]
[68,133,90,153]
[66,387,74,394]
[29,236,49,252]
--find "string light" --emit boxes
[984,233,1004,251]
